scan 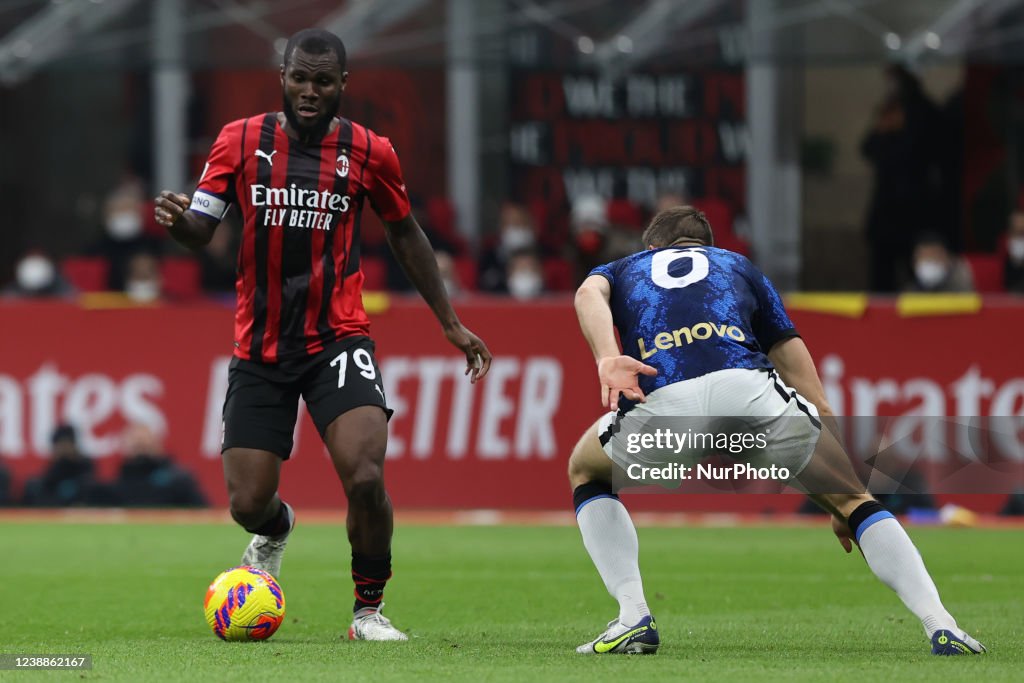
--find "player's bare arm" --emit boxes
[154,190,219,250]
[574,275,656,410]
[383,214,492,382]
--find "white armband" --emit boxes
[190,191,229,220]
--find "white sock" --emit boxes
[858,516,958,637]
[576,495,650,626]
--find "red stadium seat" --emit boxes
[61,256,110,292]
[543,258,576,292]
[716,232,751,257]
[454,256,478,291]
[425,197,469,255]
[360,256,387,290]
[691,197,735,238]
[160,257,202,300]
[607,198,645,230]
[527,199,551,234]
[964,253,1005,293]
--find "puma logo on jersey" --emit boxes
[255,149,278,166]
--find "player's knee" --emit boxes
[228,490,274,527]
[568,448,609,489]
[344,462,386,507]
[567,453,592,488]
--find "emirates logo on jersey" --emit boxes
[250,183,351,231]
[336,153,349,178]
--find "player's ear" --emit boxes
[279,64,286,86]
[341,71,349,92]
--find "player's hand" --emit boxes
[598,355,658,411]
[154,190,191,227]
[831,515,855,554]
[444,323,492,384]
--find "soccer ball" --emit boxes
[204,566,286,641]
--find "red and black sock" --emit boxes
[352,552,391,613]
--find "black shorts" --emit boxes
[221,335,391,460]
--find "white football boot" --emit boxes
[240,502,295,579]
[348,603,409,641]
[576,615,660,654]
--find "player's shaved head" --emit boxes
[642,206,714,249]
[284,28,347,71]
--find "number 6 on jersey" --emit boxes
[651,248,709,289]
[330,348,377,388]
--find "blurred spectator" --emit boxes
[0,458,11,505]
[479,202,539,292]
[90,174,164,290]
[604,184,647,261]
[936,87,965,253]
[21,425,102,507]
[655,192,687,214]
[422,197,469,256]
[2,249,74,298]
[1004,211,1024,293]
[1000,489,1024,516]
[124,252,163,303]
[110,423,206,507]
[435,250,462,298]
[570,194,610,276]
[861,65,942,293]
[905,233,974,293]
[199,223,238,295]
[506,249,545,300]
[606,180,645,233]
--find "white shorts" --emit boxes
[597,368,821,479]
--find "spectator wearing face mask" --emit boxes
[479,203,539,292]
[3,250,74,298]
[90,175,164,290]
[906,233,974,293]
[124,251,163,303]
[505,249,545,300]
[1004,211,1024,293]
[569,195,612,281]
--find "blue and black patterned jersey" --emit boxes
[590,246,798,394]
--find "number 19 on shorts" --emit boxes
[330,348,377,388]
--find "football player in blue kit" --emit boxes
[568,206,985,656]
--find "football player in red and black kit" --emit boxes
[154,28,492,641]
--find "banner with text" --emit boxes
[0,298,1021,511]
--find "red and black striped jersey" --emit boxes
[189,113,410,363]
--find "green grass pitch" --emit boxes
[4,520,1022,682]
